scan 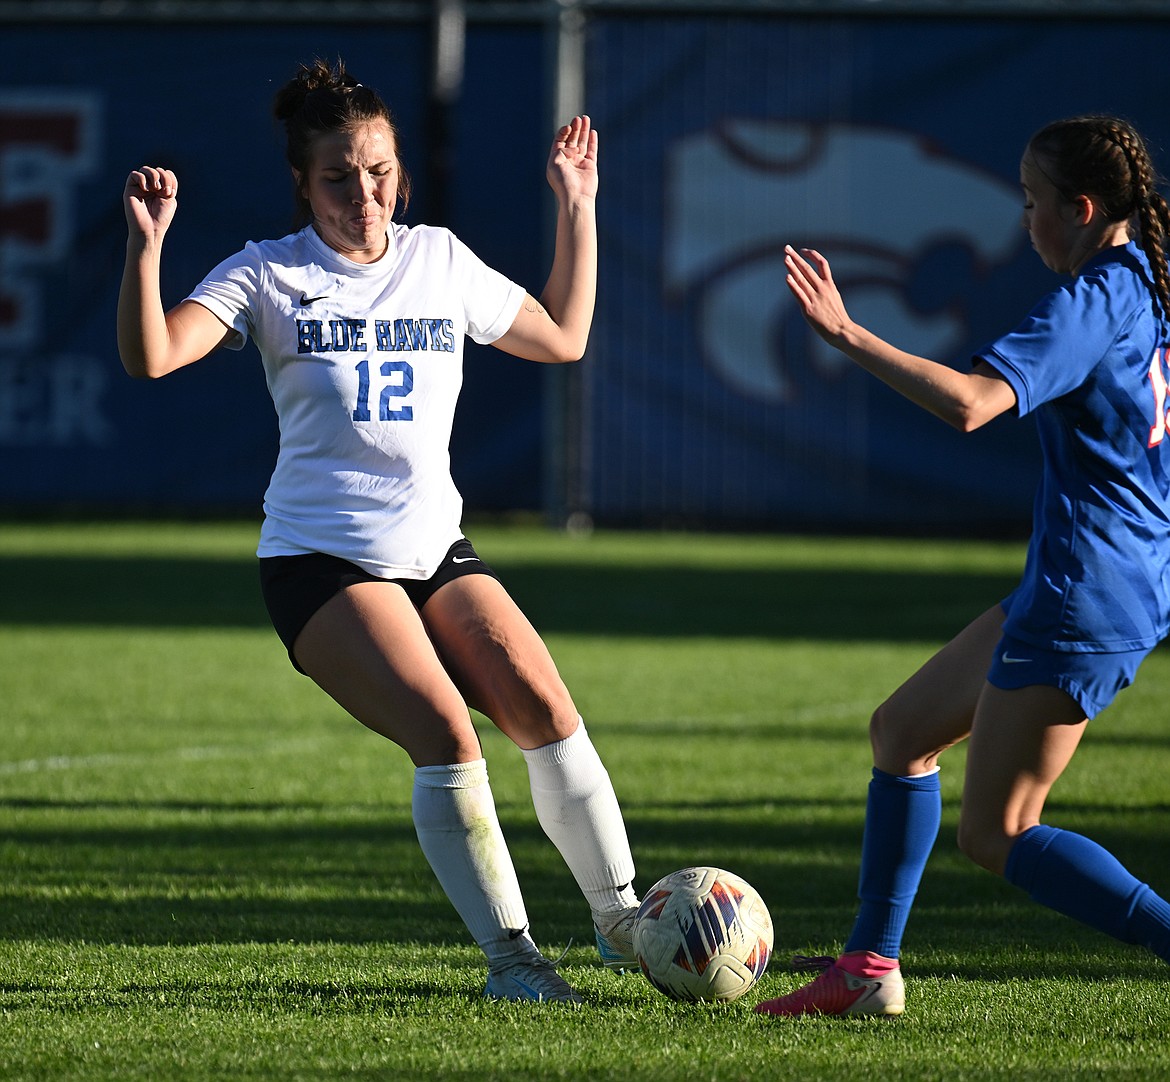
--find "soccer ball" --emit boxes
[633,866,774,1002]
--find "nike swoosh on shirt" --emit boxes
[299,293,328,306]
[452,556,480,564]
[1001,653,1032,664]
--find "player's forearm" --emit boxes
[117,238,173,379]
[537,196,597,362]
[833,322,1000,432]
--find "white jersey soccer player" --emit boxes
[189,222,524,579]
[119,59,640,1005]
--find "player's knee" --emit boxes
[868,700,908,766]
[955,816,1011,875]
[403,719,482,768]
[526,694,579,744]
[868,700,949,776]
[503,683,578,746]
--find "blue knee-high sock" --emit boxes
[1004,824,1170,962]
[843,767,942,959]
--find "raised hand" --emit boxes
[546,115,598,204]
[784,244,853,347]
[123,166,179,244]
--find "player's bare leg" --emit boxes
[959,683,1086,875]
[293,580,482,764]
[292,582,581,1002]
[419,574,578,749]
[969,683,1170,963]
[757,604,1004,1018]
[869,603,1006,776]
[423,575,640,967]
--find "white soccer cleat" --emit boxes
[483,954,583,1004]
[594,906,640,970]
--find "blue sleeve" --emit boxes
[976,276,1122,418]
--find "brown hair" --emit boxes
[272,58,412,226]
[1029,115,1170,321]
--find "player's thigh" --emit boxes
[958,682,1086,874]
[420,574,578,749]
[293,580,482,766]
[871,603,1006,775]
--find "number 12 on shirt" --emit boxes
[353,358,415,422]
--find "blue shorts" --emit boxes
[986,633,1151,719]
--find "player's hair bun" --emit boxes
[272,58,360,123]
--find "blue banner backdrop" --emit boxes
[583,14,1170,532]
[4,13,1170,533]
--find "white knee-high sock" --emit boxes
[412,759,536,965]
[521,720,637,918]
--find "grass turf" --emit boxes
[1,520,1169,1080]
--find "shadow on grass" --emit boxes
[1,796,859,949]
[4,793,1169,981]
[6,541,1169,984]
[0,553,1017,642]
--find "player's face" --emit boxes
[1019,150,1083,276]
[298,120,400,263]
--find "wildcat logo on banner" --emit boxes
[664,121,1022,403]
[0,92,110,446]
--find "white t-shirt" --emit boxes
[188,223,525,578]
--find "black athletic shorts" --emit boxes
[259,537,499,672]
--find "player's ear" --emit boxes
[1071,193,1095,226]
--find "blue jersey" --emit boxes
[977,242,1170,652]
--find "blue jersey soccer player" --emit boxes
[756,114,1170,1017]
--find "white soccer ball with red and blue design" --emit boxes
[632,866,774,1002]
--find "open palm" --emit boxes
[546,115,598,203]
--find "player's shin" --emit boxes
[1005,824,1170,962]
[521,719,637,917]
[844,767,943,958]
[411,759,537,964]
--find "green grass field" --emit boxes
[3,520,1169,1080]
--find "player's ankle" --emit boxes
[838,950,900,979]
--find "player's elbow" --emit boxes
[119,353,150,379]
[555,343,587,364]
[119,350,181,380]
[119,352,159,380]
[946,385,1009,432]
[950,407,989,434]
[542,333,589,364]
[950,366,1015,432]
[120,360,149,380]
[954,399,1007,433]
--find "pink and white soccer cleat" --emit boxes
[753,951,904,1017]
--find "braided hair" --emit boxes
[1028,115,1170,322]
[272,58,412,226]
